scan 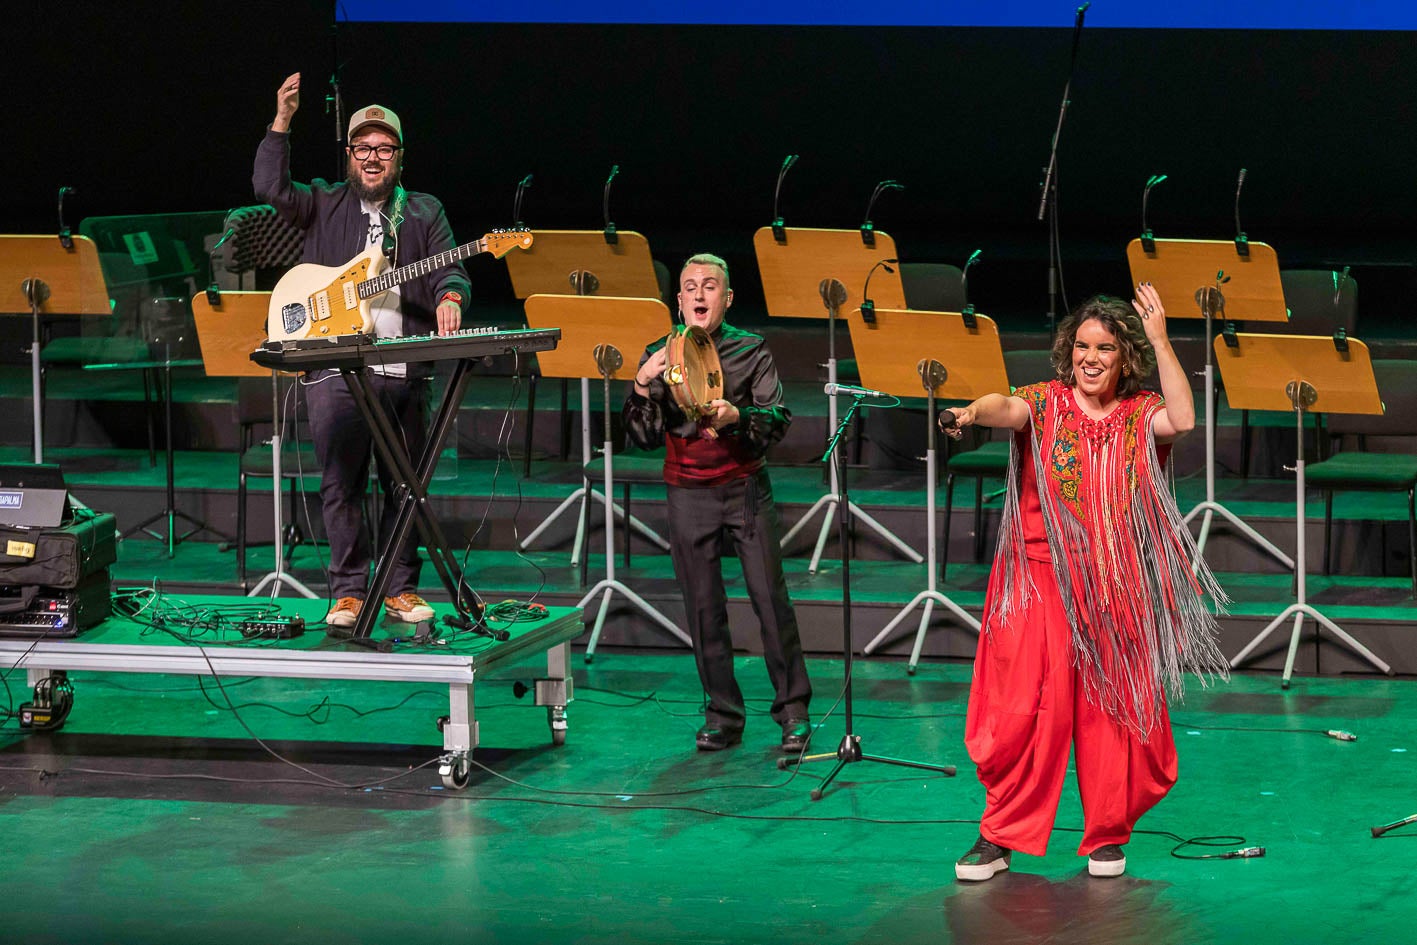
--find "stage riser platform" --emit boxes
[67,468,1414,587]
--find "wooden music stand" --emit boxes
[1127,238,1294,572]
[524,294,689,657]
[1220,333,1392,687]
[0,235,110,463]
[507,230,661,300]
[752,226,921,572]
[508,231,667,561]
[854,308,1005,670]
[192,291,316,599]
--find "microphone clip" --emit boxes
[603,221,618,246]
[861,298,876,326]
[1141,227,1156,255]
[1234,231,1250,258]
[860,221,876,248]
[961,302,978,331]
[772,216,786,244]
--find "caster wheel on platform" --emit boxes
[439,755,471,790]
[551,728,566,747]
[907,666,917,676]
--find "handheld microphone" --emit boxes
[513,173,533,227]
[58,186,77,249]
[861,180,904,247]
[772,154,798,243]
[1141,174,1167,253]
[603,164,620,245]
[824,382,891,400]
[937,408,960,430]
[860,258,897,326]
[1234,167,1249,257]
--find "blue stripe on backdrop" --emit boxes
[338,0,1417,30]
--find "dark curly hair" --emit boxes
[1049,294,1156,399]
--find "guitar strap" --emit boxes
[382,186,407,266]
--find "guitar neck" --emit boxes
[359,237,487,298]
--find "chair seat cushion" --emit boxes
[43,337,151,364]
[241,445,320,478]
[1307,452,1417,490]
[946,441,1010,476]
[583,452,666,484]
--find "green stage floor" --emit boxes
[0,604,1413,945]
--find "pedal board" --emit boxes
[237,617,306,640]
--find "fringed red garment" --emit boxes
[985,380,1229,739]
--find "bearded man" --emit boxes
[253,72,470,629]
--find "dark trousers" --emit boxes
[666,469,812,730]
[304,370,431,600]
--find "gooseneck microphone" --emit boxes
[1141,174,1167,253]
[1234,167,1249,257]
[58,186,77,249]
[772,153,799,243]
[860,258,898,326]
[861,180,904,247]
[1333,265,1352,307]
[513,173,533,227]
[960,249,982,328]
[603,164,620,245]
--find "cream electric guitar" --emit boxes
[266,228,534,340]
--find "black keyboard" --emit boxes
[251,327,561,371]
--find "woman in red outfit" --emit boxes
[942,284,1229,881]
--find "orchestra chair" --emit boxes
[522,259,674,475]
[1306,359,1417,597]
[232,377,324,590]
[847,262,968,465]
[209,206,314,588]
[1239,269,1358,477]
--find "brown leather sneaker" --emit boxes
[384,593,435,623]
[325,597,364,628]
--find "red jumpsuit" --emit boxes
[965,381,1224,857]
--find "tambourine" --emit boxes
[663,325,724,438]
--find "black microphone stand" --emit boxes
[1037,3,1090,335]
[780,383,955,799]
[328,1,347,174]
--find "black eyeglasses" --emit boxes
[348,144,402,161]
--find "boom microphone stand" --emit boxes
[780,322,955,799]
[1038,2,1090,334]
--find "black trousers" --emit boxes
[304,370,431,600]
[666,469,812,729]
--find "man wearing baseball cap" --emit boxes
[253,71,471,631]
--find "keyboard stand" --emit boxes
[328,355,494,647]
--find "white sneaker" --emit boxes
[955,836,1011,882]
[1088,844,1127,877]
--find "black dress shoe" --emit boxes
[780,718,812,753]
[696,724,743,751]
